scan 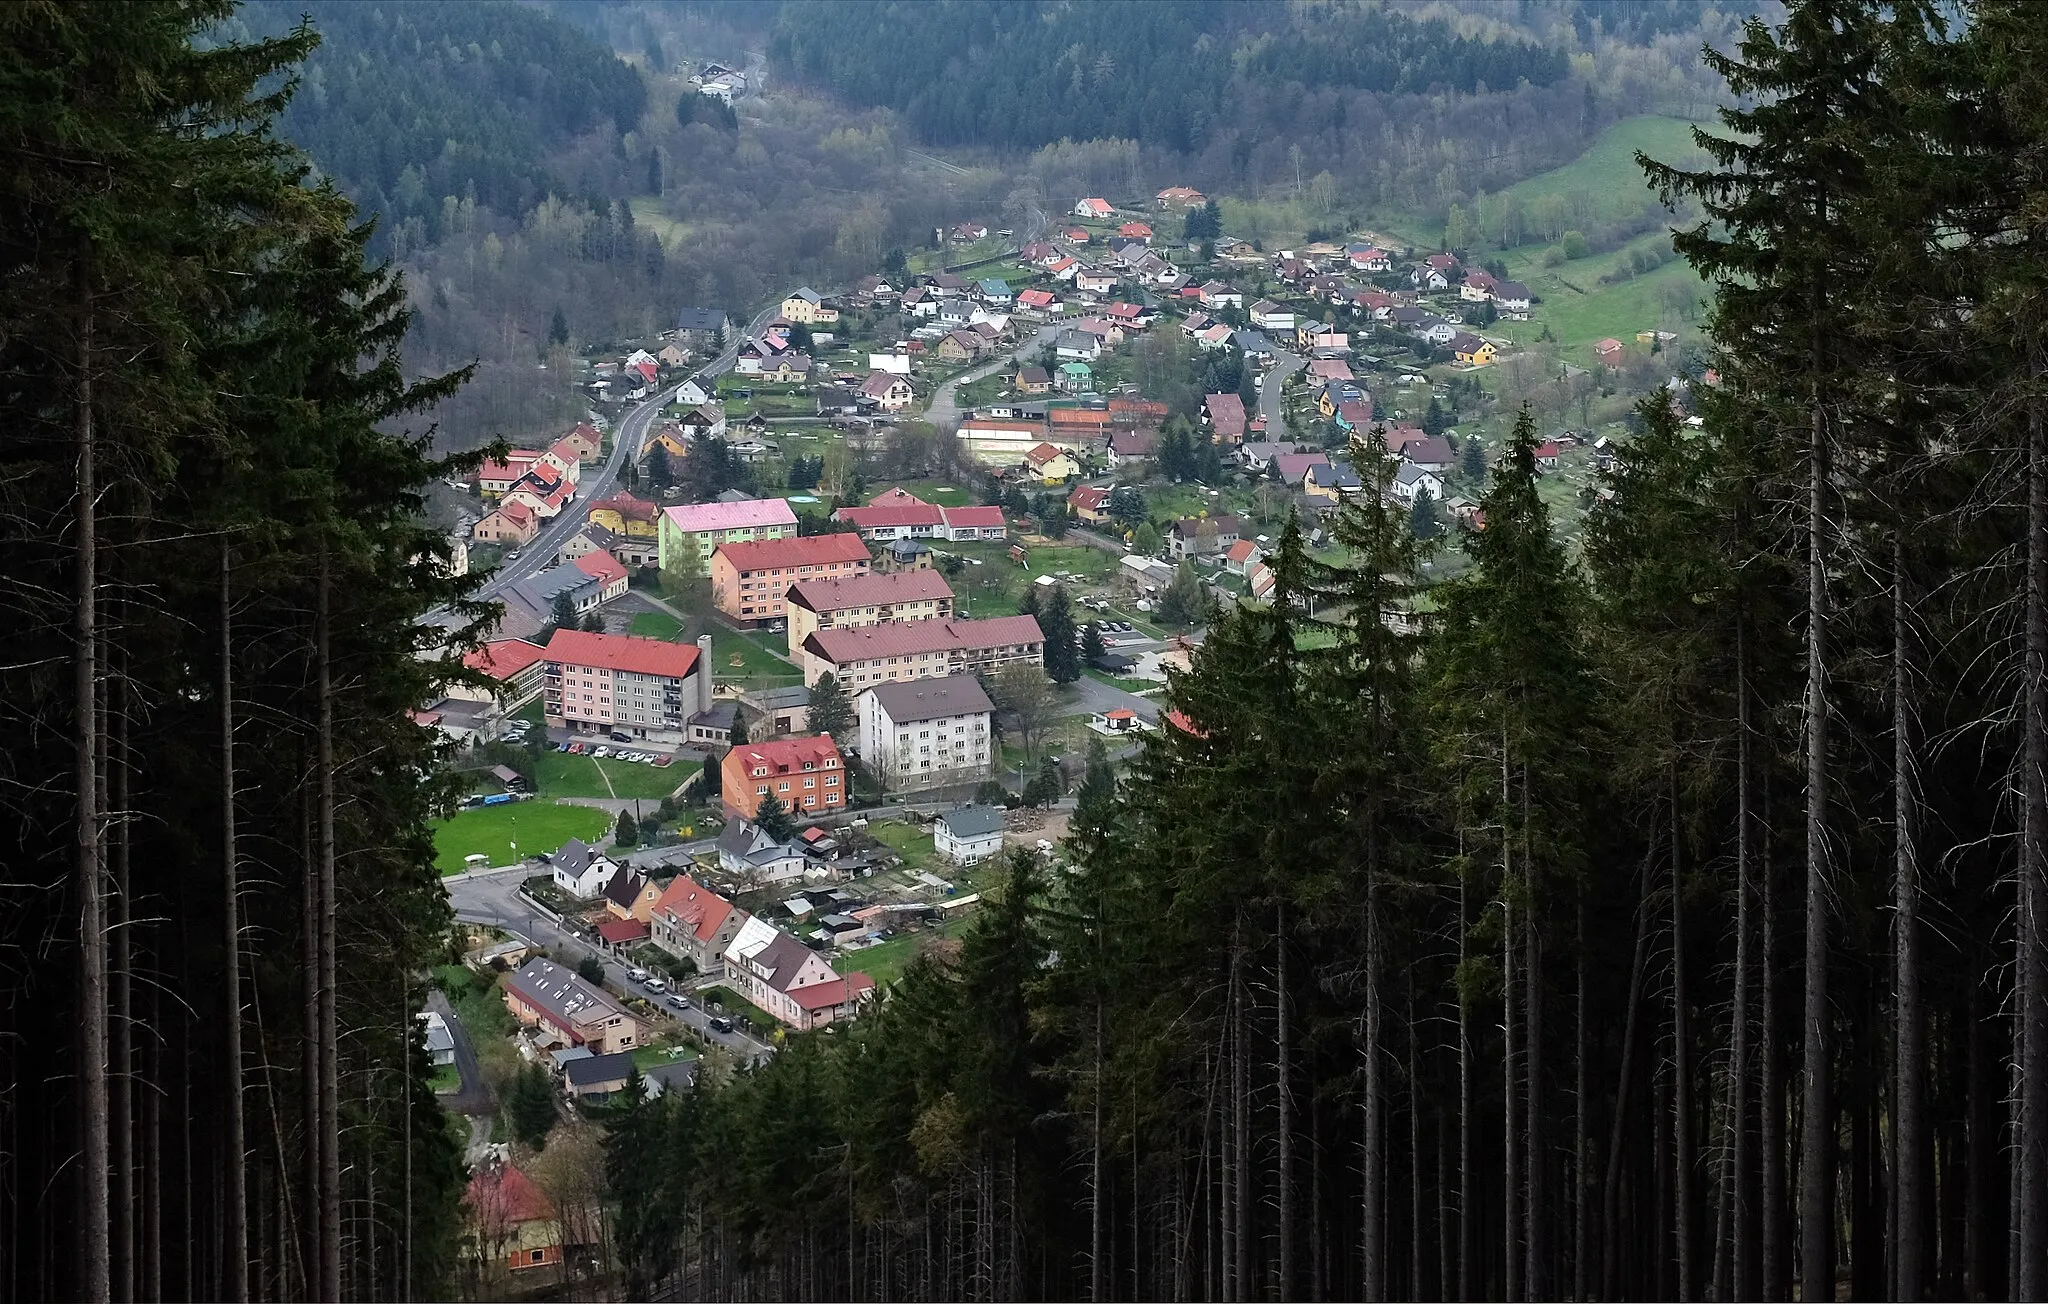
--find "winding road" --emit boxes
[922,324,1059,431]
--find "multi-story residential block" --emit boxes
[783,570,955,657]
[542,629,714,738]
[797,615,1044,688]
[503,957,643,1053]
[857,674,994,791]
[709,532,871,624]
[720,735,846,821]
[657,498,798,574]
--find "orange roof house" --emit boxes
[465,1162,562,1275]
[721,735,846,821]
[710,532,872,624]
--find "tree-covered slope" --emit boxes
[231,1,645,245]
[769,0,1570,152]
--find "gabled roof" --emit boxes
[465,1163,556,1225]
[652,874,740,944]
[572,551,627,587]
[786,569,954,615]
[714,532,871,573]
[1273,452,1333,481]
[1205,392,1247,436]
[564,1050,634,1087]
[835,501,945,530]
[938,805,1006,839]
[1025,442,1068,466]
[730,734,844,777]
[506,957,631,1033]
[1068,485,1111,511]
[803,615,1045,664]
[545,629,700,679]
[601,865,645,911]
[464,638,548,681]
[1307,460,1363,490]
[1170,514,1244,539]
[589,491,659,524]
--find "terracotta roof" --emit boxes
[544,629,701,679]
[790,972,875,1011]
[1225,539,1258,563]
[1206,393,1247,437]
[731,734,844,779]
[661,499,799,535]
[572,551,628,587]
[465,1163,557,1226]
[595,917,649,944]
[714,532,871,573]
[869,487,929,507]
[1026,442,1065,465]
[651,875,738,944]
[1048,408,1113,429]
[465,638,548,680]
[941,505,1006,529]
[803,615,1045,665]
[1068,485,1110,511]
[785,570,954,614]
[835,502,944,529]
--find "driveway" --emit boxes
[426,987,492,1117]
[445,865,780,1063]
[1259,348,1306,441]
[1065,673,1162,724]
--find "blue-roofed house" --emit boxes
[976,277,1015,306]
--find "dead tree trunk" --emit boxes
[1799,390,1835,1304]
[1894,539,1927,1303]
[2018,393,2048,1302]
[221,543,249,1302]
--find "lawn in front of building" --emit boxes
[431,801,611,875]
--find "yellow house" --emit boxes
[780,287,840,325]
[587,491,660,540]
[641,426,689,461]
[1316,389,1339,419]
[1452,334,1497,366]
[1023,442,1082,484]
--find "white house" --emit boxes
[717,820,812,885]
[858,675,994,791]
[1073,197,1113,220]
[934,805,1006,865]
[1392,464,1445,504]
[548,838,618,898]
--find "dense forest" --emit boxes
[0,4,487,1299]
[569,4,2048,1302]
[769,1,1569,153]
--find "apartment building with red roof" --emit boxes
[721,735,847,820]
[542,629,713,737]
[708,532,871,624]
[783,569,955,657]
[797,614,1045,688]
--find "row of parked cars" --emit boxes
[557,739,673,766]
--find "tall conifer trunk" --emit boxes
[1672,774,1693,1302]
[1799,386,1835,1304]
[316,551,341,1303]
[75,253,111,1304]
[2020,381,2048,1301]
[221,544,249,1302]
[1894,539,1927,1303]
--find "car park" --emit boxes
[593,746,611,758]
[556,742,570,752]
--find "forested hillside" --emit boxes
[570,5,2048,1302]
[0,4,489,1299]
[770,1,1568,152]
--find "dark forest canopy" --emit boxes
[227,1,645,249]
[769,0,1572,152]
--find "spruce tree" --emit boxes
[1039,585,1082,684]
[806,672,854,738]
[754,792,795,840]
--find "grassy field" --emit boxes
[432,802,611,874]
[631,1039,701,1073]
[627,197,697,250]
[534,748,686,801]
[1498,115,1706,223]
[708,624,801,686]
[631,610,685,640]
[840,920,969,987]
[865,819,941,873]
[940,539,1119,613]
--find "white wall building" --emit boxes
[934,805,1006,864]
[857,674,995,791]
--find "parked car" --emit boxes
[627,967,649,982]
[609,731,631,743]
[665,993,689,1010]
[708,1015,734,1034]
[594,746,612,758]
[643,977,667,993]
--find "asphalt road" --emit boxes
[445,865,780,1064]
[924,324,1059,431]
[1259,347,1306,441]
[426,987,493,1117]
[460,297,785,607]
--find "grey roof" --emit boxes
[1395,464,1437,487]
[863,674,994,725]
[602,865,644,911]
[1308,460,1363,489]
[422,1019,455,1055]
[564,1050,634,1088]
[938,805,1007,839]
[719,819,776,860]
[690,699,741,729]
[1232,330,1273,353]
[675,307,728,332]
[643,1060,698,1098]
[744,684,813,711]
[507,958,632,1030]
[550,1046,594,1069]
[550,838,601,877]
[885,538,931,557]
